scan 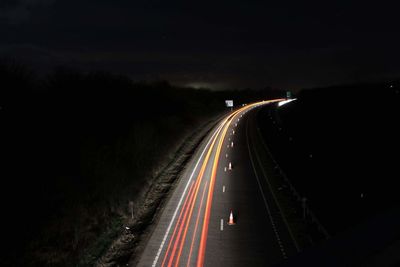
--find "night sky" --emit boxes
[1,0,399,90]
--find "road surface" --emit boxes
[136,100,298,267]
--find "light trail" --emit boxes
[278,98,296,107]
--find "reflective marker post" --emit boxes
[129,201,134,220]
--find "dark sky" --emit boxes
[1,0,399,90]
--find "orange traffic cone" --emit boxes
[228,210,235,225]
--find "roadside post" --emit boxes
[129,201,134,220]
[302,197,307,219]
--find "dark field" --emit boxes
[258,82,400,235]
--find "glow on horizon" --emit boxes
[184,82,228,90]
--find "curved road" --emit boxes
[136,100,298,267]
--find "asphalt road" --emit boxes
[136,100,298,267]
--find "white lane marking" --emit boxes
[245,115,288,260]
[253,122,301,252]
[151,121,225,267]
[220,219,224,231]
[226,153,228,158]
[223,185,225,193]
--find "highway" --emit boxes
[136,100,298,267]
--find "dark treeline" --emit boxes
[258,81,400,235]
[0,61,283,266]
